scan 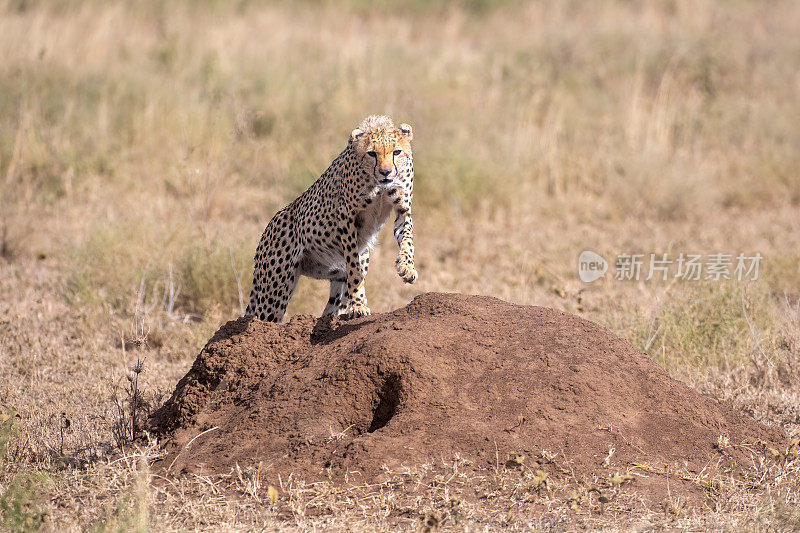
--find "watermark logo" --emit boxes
[578,250,608,283]
[577,251,762,283]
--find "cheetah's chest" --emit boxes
[355,191,394,251]
[297,188,393,281]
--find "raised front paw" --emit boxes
[346,302,371,319]
[396,257,418,284]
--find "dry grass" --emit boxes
[1,0,799,530]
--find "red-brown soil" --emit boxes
[150,293,787,506]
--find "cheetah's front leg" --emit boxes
[322,280,347,316]
[390,188,417,284]
[339,215,371,318]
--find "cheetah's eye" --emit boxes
[366,150,377,158]
[393,149,402,156]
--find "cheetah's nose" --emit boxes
[379,168,392,177]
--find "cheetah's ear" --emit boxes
[350,128,365,143]
[399,123,413,141]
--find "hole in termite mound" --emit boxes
[368,374,402,433]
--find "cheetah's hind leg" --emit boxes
[247,225,303,322]
[250,257,301,322]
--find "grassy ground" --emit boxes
[1,0,799,530]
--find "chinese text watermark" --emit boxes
[578,251,762,283]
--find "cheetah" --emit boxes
[245,115,417,322]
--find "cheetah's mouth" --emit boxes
[378,177,394,186]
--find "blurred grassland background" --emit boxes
[1,0,800,529]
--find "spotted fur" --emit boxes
[245,115,417,322]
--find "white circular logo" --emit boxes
[578,250,608,283]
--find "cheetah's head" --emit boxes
[350,115,412,187]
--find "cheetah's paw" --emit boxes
[346,302,371,319]
[396,260,418,284]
